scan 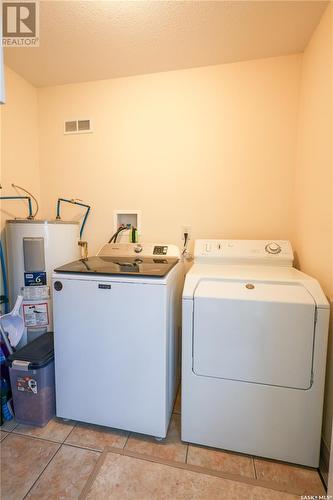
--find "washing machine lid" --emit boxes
[193,279,316,389]
[54,256,179,278]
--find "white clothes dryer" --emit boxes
[182,240,329,467]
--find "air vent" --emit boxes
[64,121,77,133]
[64,119,92,135]
[78,119,90,131]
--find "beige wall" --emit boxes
[292,3,333,450]
[0,67,40,230]
[38,54,301,254]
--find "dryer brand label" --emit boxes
[24,272,46,286]
[98,284,111,289]
[23,302,49,327]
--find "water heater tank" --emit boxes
[6,220,80,338]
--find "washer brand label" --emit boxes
[98,284,111,289]
[24,272,46,286]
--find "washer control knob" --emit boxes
[134,244,143,253]
[265,242,281,254]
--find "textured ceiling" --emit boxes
[4,0,328,87]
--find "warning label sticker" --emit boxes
[23,303,49,328]
[17,376,38,394]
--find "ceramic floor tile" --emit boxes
[1,433,59,500]
[254,458,325,496]
[173,386,181,414]
[0,430,9,441]
[13,417,75,443]
[26,444,100,499]
[0,418,17,432]
[187,444,255,478]
[65,422,129,451]
[85,451,298,499]
[125,413,187,463]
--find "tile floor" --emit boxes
[0,391,326,499]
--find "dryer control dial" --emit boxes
[265,242,282,254]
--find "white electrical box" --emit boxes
[113,210,141,242]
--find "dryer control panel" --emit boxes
[194,240,293,266]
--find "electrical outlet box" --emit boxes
[181,225,192,241]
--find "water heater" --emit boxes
[6,220,80,341]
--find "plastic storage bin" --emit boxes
[8,332,55,426]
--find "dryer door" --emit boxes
[193,280,315,389]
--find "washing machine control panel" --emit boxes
[194,240,293,266]
[98,243,179,258]
[153,246,168,255]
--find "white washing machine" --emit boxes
[53,243,184,438]
[182,239,330,467]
